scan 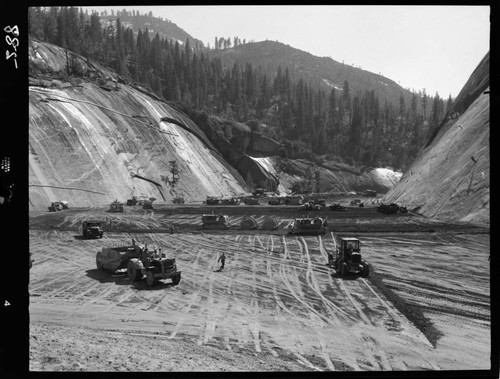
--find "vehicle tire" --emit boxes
[360,262,370,278]
[146,270,156,287]
[340,262,347,277]
[172,273,181,285]
[127,259,142,281]
[96,254,103,270]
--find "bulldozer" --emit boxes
[48,201,68,212]
[288,216,327,235]
[109,199,124,212]
[201,213,230,230]
[328,237,369,278]
[82,220,104,239]
[96,239,181,287]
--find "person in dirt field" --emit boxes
[218,252,226,270]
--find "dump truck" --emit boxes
[288,216,327,235]
[201,213,230,230]
[109,200,124,212]
[328,237,369,278]
[82,220,104,239]
[96,239,181,287]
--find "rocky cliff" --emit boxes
[29,40,247,210]
[382,52,490,224]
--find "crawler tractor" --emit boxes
[109,200,124,212]
[201,213,230,230]
[96,239,181,286]
[328,237,369,278]
[288,216,327,235]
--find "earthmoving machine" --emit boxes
[142,197,156,209]
[350,199,361,205]
[262,217,279,231]
[201,213,230,230]
[82,220,104,239]
[252,188,265,197]
[96,239,181,287]
[206,196,220,205]
[268,197,284,205]
[288,216,327,235]
[284,195,304,205]
[328,237,369,278]
[377,203,401,214]
[173,196,185,204]
[298,202,322,211]
[241,216,258,230]
[109,199,124,212]
[329,203,347,212]
[243,196,260,205]
[126,195,139,205]
[48,201,68,212]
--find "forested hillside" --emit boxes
[28,6,452,171]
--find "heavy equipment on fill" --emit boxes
[109,199,124,212]
[201,213,230,230]
[377,203,401,214]
[48,201,68,212]
[243,196,260,205]
[328,237,369,278]
[82,220,104,239]
[288,216,327,235]
[329,203,347,212]
[240,216,258,230]
[173,196,185,204]
[96,239,181,286]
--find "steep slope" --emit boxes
[382,52,489,224]
[29,40,246,210]
[212,40,417,107]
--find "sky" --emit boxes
[90,5,490,98]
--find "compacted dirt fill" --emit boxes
[29,203,490,372]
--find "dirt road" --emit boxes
[29,204,490,371]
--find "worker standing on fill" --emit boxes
[218,252,226,270]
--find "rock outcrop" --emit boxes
[382,52,489,224]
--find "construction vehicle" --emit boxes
[328,237,369,278]
[241,216,258,230]
[48,201,68,212]
[268,197,284,205]
[126,196,138,206]
[262,217,279,231]
[109,199,124,212]
[220,197,241,205]
[96,239,181,287]
[284,195,304,205]
[298,202,322,211]
[201,213,230,230]
[377,203,401,214]
[329,203,347,212]
[173,196,185,204]
[206,196,220,205]
[243,196,259,205]
[142,199,154,209]
[350,199,361,205]
[82,220,104,239]
[252,188,265,197]
[288,216,327,235]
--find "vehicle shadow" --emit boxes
[85,269,179,290]
[330,271,364,281]
[85,269,130,285]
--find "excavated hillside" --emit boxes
[29,40,248,210]
[382,52,490,224]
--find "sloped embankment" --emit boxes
[382,52,489,224]
[29,40,247,210]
